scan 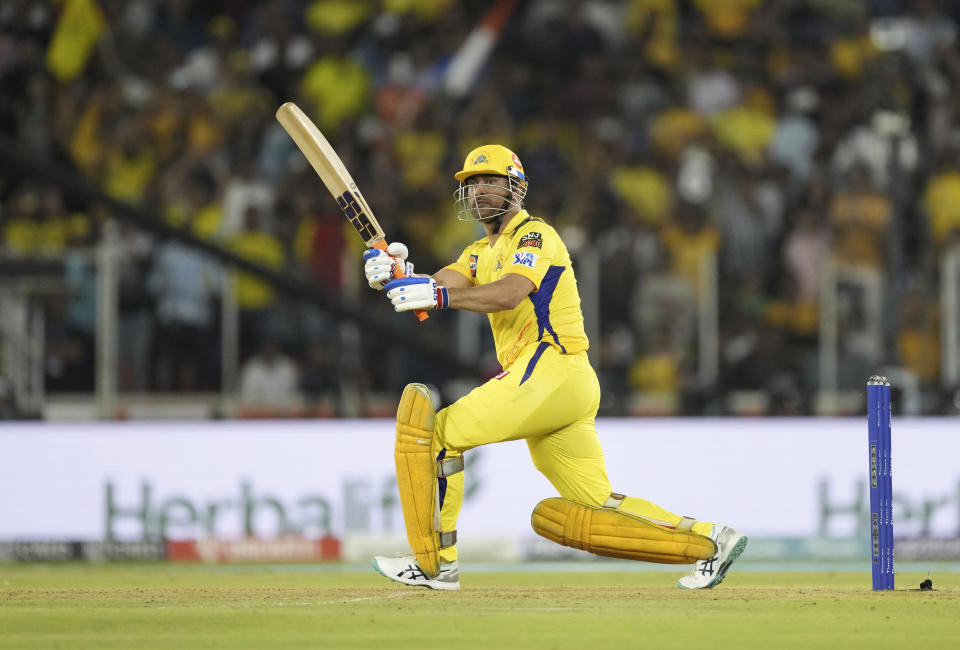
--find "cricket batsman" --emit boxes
[363,145,747,590]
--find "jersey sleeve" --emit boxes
[502,223,558,290]
[442,244,479,285]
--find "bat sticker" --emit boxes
[338,191,377,241]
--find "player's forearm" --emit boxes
[445,286,514,313]
[445,276,533,313]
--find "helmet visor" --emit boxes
[454,176,527,222]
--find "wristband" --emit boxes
[436,286,449,309]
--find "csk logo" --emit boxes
[472,154,489,166]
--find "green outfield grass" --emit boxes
[1,563,957,649]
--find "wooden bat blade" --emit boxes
[276,102,384,247]
[276,102,428,322]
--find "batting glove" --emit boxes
[363,242,414,290]
[384,277,449,312]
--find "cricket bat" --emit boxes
[275,102,428,321]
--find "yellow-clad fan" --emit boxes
[364,145,747,590]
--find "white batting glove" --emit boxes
[363,242,413,290]
[384,277,449,312]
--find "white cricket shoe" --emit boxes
[677,525,748,590]
[371,555,460,591]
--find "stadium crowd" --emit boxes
[1,0,959,416]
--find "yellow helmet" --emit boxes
[454,144,527,185]
[453,144,528,223]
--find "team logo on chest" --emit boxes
[494,258,502,272]
[518,232,542,249]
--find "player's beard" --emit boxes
[469,195,511,232]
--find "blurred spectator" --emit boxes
[163,165,222,241]
[35,186,76,255]
[394,127,448,190]
[831,105,918,192]
[147,235,221,391]
[2,0,960,416]
[299,340,341,413]
[660,201,719,293]
[686,48,741,117]
[714,162,782,286]
[104,217,154,393]
[609,155,673,226]
[782,207,829,303]
[769,87,820,189]
[724,323,785,392]
[221,152,276,241]
[691,0,762,41]
[922,150,960,250]
[900,0,957,68]
[300,52,370,132]
[289,189,345,284]
[829,166,891,270]
[239,339,300,407]
[227,205,286,362]
[709,92,776,166]
[897,278,940,387]
[44,293,94,392]
[3,185,43,255]
[629,324,680,395]
[102,117,158,204]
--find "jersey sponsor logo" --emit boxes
[471,153,489,166]
[494,370,510,380]
[469,254,478,277]
[518,232,542,249]
[512,251,538,268]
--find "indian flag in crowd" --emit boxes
[443,0,518,98]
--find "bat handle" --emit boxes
[373,240,429,322]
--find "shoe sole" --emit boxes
[370,558,460,591]
[677,534,748,590]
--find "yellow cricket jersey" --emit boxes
[442,210,589,373]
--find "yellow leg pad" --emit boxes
[531,497,717,564]
[395,383,441,578]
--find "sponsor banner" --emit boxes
[167,536,340,563]
[0,540,166,562]
[896,537,960,561]
[2,418,959,557]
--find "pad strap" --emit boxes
[603,493,626,509]
[676,516,696,532]
[604,493,698,533]
[439,530,457,548]
[438,456,464,478]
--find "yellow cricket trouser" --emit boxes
[432,343,712,563]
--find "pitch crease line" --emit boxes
[317,591,416,605]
